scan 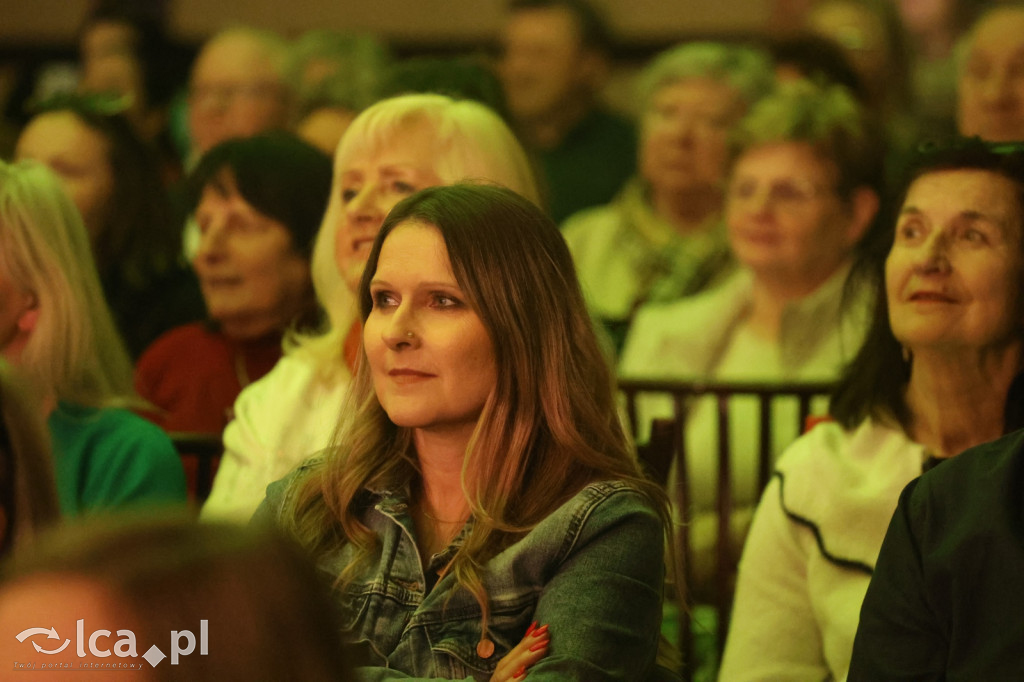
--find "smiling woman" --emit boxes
[257,183,672,681]
[720,138,1024,681]
[886,169,1024,351]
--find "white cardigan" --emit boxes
[199,351,349,523]
[618,267,867,507]
[719,419,925,681]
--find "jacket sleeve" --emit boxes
[347,488,668,682]
[525,487,665,681]
[718,476,829,681]
[847,479,946,682]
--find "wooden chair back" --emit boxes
[620,379,833,681]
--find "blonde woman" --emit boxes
[258,184,670,680]
[201,94,539,522]
[0,160,185,515]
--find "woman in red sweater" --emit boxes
[134,133,331,435]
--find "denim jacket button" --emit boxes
[476,638,495,659]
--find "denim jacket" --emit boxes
[258,474,666,681]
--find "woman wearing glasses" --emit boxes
[619,80,882,592]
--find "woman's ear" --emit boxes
[2,299,40,362]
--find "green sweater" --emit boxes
[48,403,187,516]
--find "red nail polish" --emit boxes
[514,666,526,677]
[525,620,537,637]
[531,624,548,638]
[529,638,549,652]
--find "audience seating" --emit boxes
[620,379,833,681]
[169,432,222,503]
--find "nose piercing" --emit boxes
[405,331,414,338]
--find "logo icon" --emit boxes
[16,628,69,655]
[11,620,208,668]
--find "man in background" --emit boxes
[498,0,635,223]
[182,27,296,257]
[187,27,294,164]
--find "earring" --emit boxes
[901,345,912,363]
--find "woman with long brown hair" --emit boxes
[258,183,671,680]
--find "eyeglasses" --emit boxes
[727,177,833,208]
[916,138,1024,155]
[647,107,735,136]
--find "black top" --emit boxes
[538,107,636,225]
[848,428,1024,681]
[105,262,205,360]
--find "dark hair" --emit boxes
[28,94,180,286]
[831,137,1024,430]
[78,0,185,111]
[379,56,510,121]
[770,33,867,102]
[507,0,615,54]
[810,0,912,110]
[188,132,333,259]
[3,515,351,681]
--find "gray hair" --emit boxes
[732,79,884,197]
[636,42,775,113]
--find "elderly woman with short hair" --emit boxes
[134,132,331,435]
[561,42,774,353]
[620,80,883,593]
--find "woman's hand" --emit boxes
[490,621,550,681]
